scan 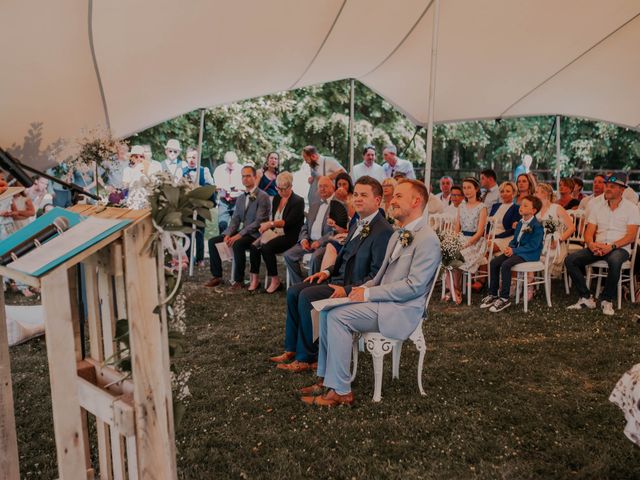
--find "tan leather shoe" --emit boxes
[204,277,222,287]
[302,389,354,406]
[269,352,295,363]
[276,360,313,372]
[299,380,324,395]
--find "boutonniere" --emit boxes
[360,223,371,239]
[386,214,396,225]
[398,228,414,248]
[521,224,532,235]
[248,191,257,202]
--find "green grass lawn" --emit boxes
[8,268,640,479]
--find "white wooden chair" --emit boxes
[350,265,441,402]
[585,228,640,309]
[459,218,497,306]
[563,209,587,293]
[512,235,553,313]
[429,213,455,233]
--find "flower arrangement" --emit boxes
[398,228,414,247]
[542,218,561,236]
[437,229,465,269]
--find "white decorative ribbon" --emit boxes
[152,219,191,305]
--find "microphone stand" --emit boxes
[0,148,100,202]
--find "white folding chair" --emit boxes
[512,235,553,313]
[350,265,441,402]
[460,218,497,305]
[585,228,640,309]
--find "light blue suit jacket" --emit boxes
[363,217,441,340]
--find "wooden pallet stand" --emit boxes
[0,206,177,480]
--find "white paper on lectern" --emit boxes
[310,297,351,341]
[215,242,233,262]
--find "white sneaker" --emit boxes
[567,297,597,310]
[601,300,615,316]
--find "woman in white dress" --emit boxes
[534,183,575,278]
[447,178,487,303]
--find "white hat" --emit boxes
[165,139,181,151]
[129,145,145,156]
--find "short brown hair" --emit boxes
[354,175,383,198]
[523,194,542,213]
[398,178,429,210]
[302,145,318,156]
[559,177,575,190]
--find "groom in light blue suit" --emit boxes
[301,179,442,406]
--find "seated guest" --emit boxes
[480,169,500,208]
[436,176,453,206]
[205,166,271,288]
[480,195,544,312]
[271,176,393,373]
[299,179,440,406]
[183,147,214,266]
[605,171,639,204]
[488,181,521,253]
[444,185,464,217]
[471,181,521,292]
[565,175,640,316]
[535,183,575,278]
[257,152,279,197]
[556,177,580,210]
[578,174,606,217]
[381,177,397,218]
[572,177,585,202]
[334,172,355,218]
[283,176,337,285]
[515,173,537,205]
[248,172,304,293]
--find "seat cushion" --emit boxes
[512,261,544,272]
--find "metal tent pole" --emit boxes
[348,79,355,175]
[189,108,206,277]
[424,0,441,190]
[555,115,561,192]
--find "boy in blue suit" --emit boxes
[481,195,544,312]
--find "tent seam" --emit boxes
[289,0,348,90]
[88,0,111,131]
[360,0,434,78]
[499,11,640,117]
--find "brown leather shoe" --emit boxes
[229,283,245,290]
[269,352,295,363]
[276,360,313,372]
[204,277,222,287]
[299,379,324,395]
[302,389,354,406]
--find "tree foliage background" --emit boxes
[128,80,640,184]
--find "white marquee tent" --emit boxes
[1,0,639,168]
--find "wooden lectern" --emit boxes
[0,206,177,479]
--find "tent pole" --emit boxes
[424,0,441,190]
[555,115,561,192]
[348,79,355,175]
[189,108,206,277]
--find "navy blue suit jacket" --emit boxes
[509,216,544,262]
[327,211,393,293]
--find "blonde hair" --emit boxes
[499,181,516,194]
[276,171,293,188]
[382,177,397,189]
[536,182,555,202]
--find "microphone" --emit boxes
[0,216,70,265]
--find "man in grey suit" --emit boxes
[205,165,271,288]
[300,179,441,406]
[284,176,336,284]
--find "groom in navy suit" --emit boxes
[270,176,393,372]
[481,195,544,312]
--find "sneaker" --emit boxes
[489,297,511,313]
[601,300,615,316]
[567,297,597,310]
[480,295,498,309]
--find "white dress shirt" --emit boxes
[352,162,385,182]
[213,163,244,199]
[309,195,333,241]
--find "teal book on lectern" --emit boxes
[0,207,131,277]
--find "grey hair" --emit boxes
[383,144,397,155]
[276,171,293,188]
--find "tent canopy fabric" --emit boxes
[2,0,640,167]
